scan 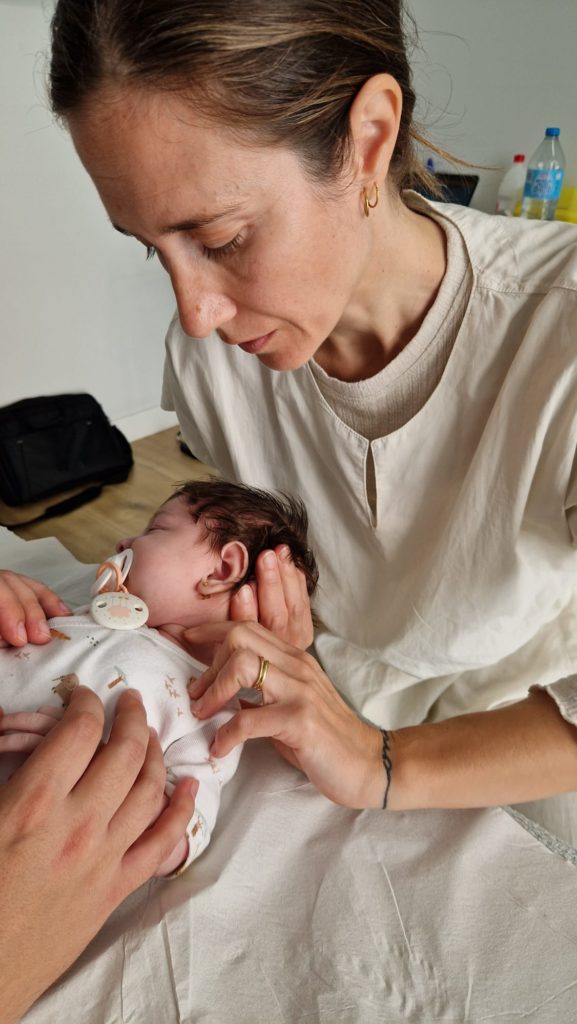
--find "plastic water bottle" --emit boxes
[520,128,566,221]
[496,154,526,215]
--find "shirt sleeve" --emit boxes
[160,322,216,467]
[541,675,577,727]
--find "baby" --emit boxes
[0,480,318,876]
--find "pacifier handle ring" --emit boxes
[95,560,128,594]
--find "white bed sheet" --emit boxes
[2,529,576,1023]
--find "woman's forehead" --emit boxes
[69,86,281,216]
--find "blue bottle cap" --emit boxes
[545,127,560,136]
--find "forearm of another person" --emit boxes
[388,688,577,810]
[0,687,196,1024]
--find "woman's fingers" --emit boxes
[0,570,70,647]
[187,620,300,704]
[78,690,157,822]
[209,702,299,759]
[225,548,314,649]
[274,545,314,648]
[229,581,259,623]
[191,648,298,719]
[107,724,166,848]
[253,549,290,637]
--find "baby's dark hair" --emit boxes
[173,479,319,596]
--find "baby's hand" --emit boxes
[0,704,63,754]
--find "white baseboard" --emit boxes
[114,406,178,442]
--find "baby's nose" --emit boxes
[116,538,133,553]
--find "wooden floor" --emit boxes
[0,429,214,564]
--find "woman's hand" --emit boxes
[228,546,314,649]
[186,621,385,810]
[0,570,71,647]
[0,686,197,1023]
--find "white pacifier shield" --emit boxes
[90,591,149,630]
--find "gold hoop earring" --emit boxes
[200,577,212,600]
[363,182,379,217]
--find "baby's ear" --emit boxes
[201,541,249,594]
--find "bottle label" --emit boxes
[523,168,565,201]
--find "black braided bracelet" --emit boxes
[380,728,393,809]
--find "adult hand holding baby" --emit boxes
[0,685,196,1023]
[187,620,386,811]
[228,545,314,650]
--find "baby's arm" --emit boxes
[162,706,244,874]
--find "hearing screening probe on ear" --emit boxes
[90,549,149,630]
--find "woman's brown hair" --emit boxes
[50,0,441,194]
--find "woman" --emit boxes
[2,4,577,1001]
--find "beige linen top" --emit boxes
[162,196,577,731]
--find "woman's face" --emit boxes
[69,87,371,371]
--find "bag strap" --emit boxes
[0,484,104,530]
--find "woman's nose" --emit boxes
[171,274,237,339]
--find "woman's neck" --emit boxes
[315,198,447,383]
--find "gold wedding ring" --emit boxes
[252,656,270,695]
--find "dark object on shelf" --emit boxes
[416,172,480,207]
[0,393,133,527]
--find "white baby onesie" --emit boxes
[0,614,242,870]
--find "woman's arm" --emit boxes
[185,621,577,811]
[0,686,196,1023]
[0,570,71,647]
[389,687,577,809]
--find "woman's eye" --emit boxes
[145,245,157,261]
[202,233,243,262]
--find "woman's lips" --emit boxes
[233,331,274,354]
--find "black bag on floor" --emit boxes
[0,393,133,526]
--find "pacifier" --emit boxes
[90,550,149,630]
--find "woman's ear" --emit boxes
[198,541,250,595]
[348,72,403,185]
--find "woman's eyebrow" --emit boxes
[112,204,244,238]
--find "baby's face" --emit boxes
[116,496,215,628]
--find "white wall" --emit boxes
[408,0,577,212]
[1,0,576,437]
[0,0,177,439]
